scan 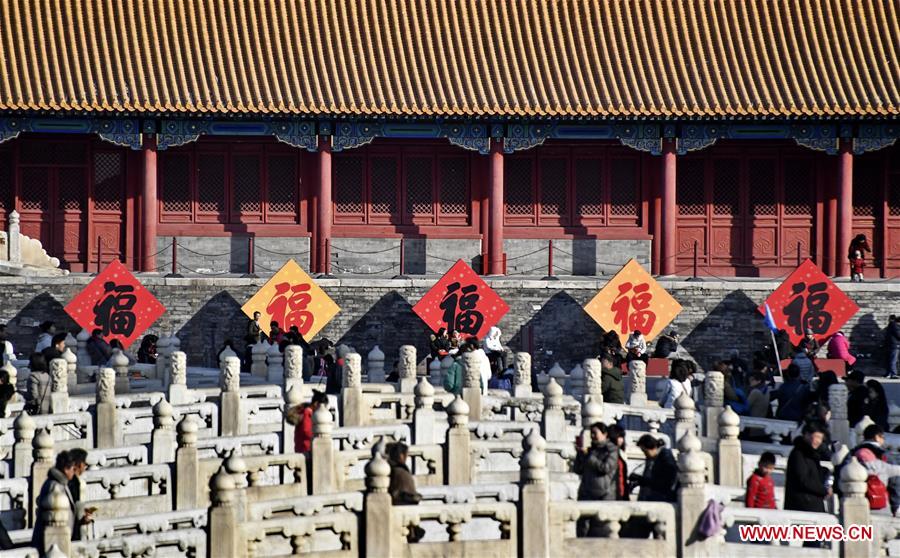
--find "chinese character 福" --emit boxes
[610,281,657,335]
[439,282,484,335]
[92,282,138,337]
[783,281,832,336]
[266,282,315,336]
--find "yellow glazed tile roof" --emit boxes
[0,0,898,118]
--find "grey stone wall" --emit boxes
[331,238,481,275]
[156,236,312,275]
[504,239,652,276]
[1,276,897,375]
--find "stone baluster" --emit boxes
[839,457,871,558]
[175,416,200,509]
[266,342,284,384]
[703,370,724,437]
[168,351,188,404]
[224,452,249,521]
[674,392,696,443]
[364,450,394,558]
[336,344,352,360]
[283,345,303,394]
[110,349,130,394]
[282,385,302,454]
[218,344,237,369]
[31,428,54,526]
[62,347,77,391]
[398,345,418,393]
[413,377,436,444]
[717,406,741,487]
[461,350,483,421]
[311,404,336,494]
[582,358,603,405]
[39,483,72,556]
[513,352,532,397]
[95,368,121,448]
[520,430,549,557]
[340,352,365,427]
[446,396,471,484]
[628,359,648,406]
[440,355,454,388]
[250,341,269,378]
[582,400,602,434]
[63,332,76,357]
[2,361,18,403]
[428,358,441,388]
[209,466,241,557]
[75,329,91,374]
[677,432,715,556]
[155,335,171,382]
[548,362,567,392]
[169,332,181,354]
[828,383,850,448]
[540,378,566,443]
[220,356,243,436]
[13,411,35,477]
[567,363,584,398]
[151,397,176,463]
[48,358,68,414]
[367,345,385,383]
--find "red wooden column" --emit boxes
[141,134,158,272]
[316,136,332,274]
[660,138,677,276]
[487,138,505,275]
[836,138,853,277]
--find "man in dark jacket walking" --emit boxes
[600,356,625,404]
[771,365,809,422]
[785,422,829,514]
[573,422,619,536]
[885,315,900,379]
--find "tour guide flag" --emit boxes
[64,260,166,349]
[583,259,683,346]
[412,259,509,339]
[241,259,339,340]
[758,259,859,347]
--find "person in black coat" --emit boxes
[652,330,679,358]
[784,422,829,513]
[845,370,868,427]
[886,315,900,379]
[631,435,678,503]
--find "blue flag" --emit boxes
[763,303,779,333]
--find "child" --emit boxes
[745,452,777,509]
[851,249,865,282]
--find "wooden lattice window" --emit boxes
[712,159,740,215]
[406,157,433,216]
[678,159,706,216]
[267,156,297,215]
[505,157,535,220]
[539,158,568,220]
[0,151,12,214]
[439,157,468,218]
[57,171,85,211]
[161,154,192,215]
[748,159,777,216]
[783,158,813,216]
[232,154,262,215]
[20,167,50,210]
[93,152,123,212]
[334,156,365,217]
[609,158,639,222]
[575,158,603,221]
[853,163,882,218]
[890,173,900,217]
[369,157,398,220]
[196,152,226,218]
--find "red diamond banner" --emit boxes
[412,259,509,339]
[758,259,859,347]
[64,260,166,349]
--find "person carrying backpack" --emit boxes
[849,424,900,515]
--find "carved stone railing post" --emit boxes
[567,363,584,399]
[413,377,436,445]
[220,356,244,436]
[49,358,68,414]
[283,345,303,394]
[364,450,394,558]
[440,355,454,388]
[829,383,851,448]
[155,335,171,382]
[513,352,532,397]
[40,483,72,556]
[175,416,200,509]
[520,431,549,557]
[548,362,566,393]
[209,467,241,557]
[367,345,385,383]
[151,397,176,463]
[31,428,54,525]
[8,210,20,263]
[398,345,418,393]
[446,396,471,484]
[167,351,188,404]
[110,348,130,394]
[2,361,17,404]
[461,350,483,421]
[581,400,603,442]
[703,370,724,437]
[13,411,35,477]
[282,385,302,454]
[63,347,77,391]
[628,359,648,406]
[583,358,603,406]
[250,341,269,378]
[75,329,91,375]
[674,392,696,443]
[311,405,336,494]
[677,432,715,557]
[717,406,741,487]
[95,368,121,448]
[839,457,872,558]
[428,358,441,388]
[224,452,249,522]
[540,378,566,443]
[266,342,283,385]
[340,352,365,427]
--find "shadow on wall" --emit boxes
[849,312,885,366]
[7,292,80,355]
[680,289,766,371]
[333,291,429,369]
[507,290,603,374]
[177,290,248,367]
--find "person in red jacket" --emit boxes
[746,452,777,509]
[287,390,328,454]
